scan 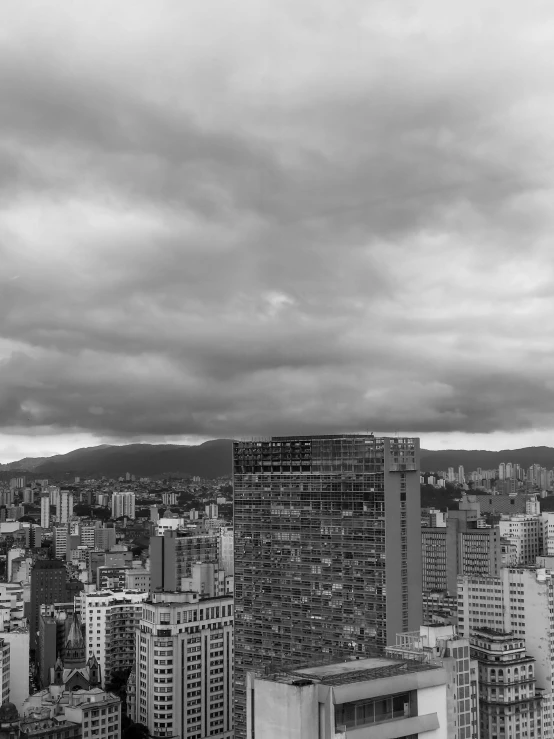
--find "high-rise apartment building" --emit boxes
[498,513,542,564]
[3,628,30,711]
[471,628,542,739]
[458,567,554,737]
[233,434,422,738]
[218,528,234,576]
[80,589,149,687]
[30,560,68,651]
[132,591,233,739]
[38,603,76,688]
[57,489,74,524]
[111,491,136,520]
[53,524,69,559]
[94,527,116,551]
[40,492,50,529]
[422,514,501,599]
[0,638,10,705]
[150,531,220,592]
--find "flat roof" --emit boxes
[300,657,396,677]
[269,657,440,687]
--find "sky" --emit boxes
[2,1,554,462]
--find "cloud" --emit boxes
[2,0,554,457]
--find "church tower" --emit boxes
[64,612,86,668]
[87,655,101,687]
[54,656,64,685]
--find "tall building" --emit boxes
[2,628,30,711]
[150,530,220,591]
[53,524,69,559]
[386,624,479,739]
[498,513,542,564]
[30,560,67,652]
[0,638,10,705]
[471,627,542,739]
[422,514,501,600]
[218,527,234,576]
[458,567,554,737]
[111,491,136,520]
[40,492,50,529]
[94,527,116,551]
[233,434,422,738]
[38,603,76,688]
[57,490,74,524]
[80,589,148,687]
[133,591,233,738]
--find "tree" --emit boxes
[92,507,111,521]
[74,504,92,517]
[123,723,150,739]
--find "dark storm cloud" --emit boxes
[2,0,554,451]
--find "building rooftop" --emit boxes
[472,627,513,637]
[268,657,440,687]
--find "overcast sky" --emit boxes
[2,1,554,462]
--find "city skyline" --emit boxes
[3,2,554,460]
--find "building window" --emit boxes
[335,693,411,730]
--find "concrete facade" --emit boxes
[246,657,448,739]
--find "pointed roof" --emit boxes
[65,613,85,650]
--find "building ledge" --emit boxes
[335,712,440,739]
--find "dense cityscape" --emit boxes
[3,0,553,736]
[0,437,553,737]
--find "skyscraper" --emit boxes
[132,591,233,738]
[150,530,220,591]
[233,434,422,737]
[30,560,68,652]
[40,492,50,529]
[111,491,136,519]
[56,489,73,524]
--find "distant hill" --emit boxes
[420,446,554,472]
[27,440,235,479]
[0,456,48,471]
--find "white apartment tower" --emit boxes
[458,567,554,737]
[498,514,542,564]
[134,591,233,739]
[80,589,149,688]
[56,489,74,524]
[0,638,10,705]
[40,492,50,529]
[111,491,136,520]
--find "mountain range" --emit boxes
[0,440,234,479]
[2,441,554,479]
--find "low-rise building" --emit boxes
[386,624,479,739]
[246,656,449,739]
[23,687,121,739]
